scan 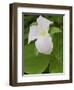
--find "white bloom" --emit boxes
[28,15,53,55]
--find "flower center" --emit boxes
[39,30,48,37]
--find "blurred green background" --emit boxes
[23,14,63,74]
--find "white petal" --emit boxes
[28,25,38,44]
[35,35,53,55]
[37,15,53,31]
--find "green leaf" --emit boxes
[50,27,62,35]
[24,43,50,74]
[49,55,63,73]
[49,33,63,73]
[34,47,39,56]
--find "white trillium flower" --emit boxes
[28,15,53,55]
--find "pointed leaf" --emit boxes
[50,27,62,35]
